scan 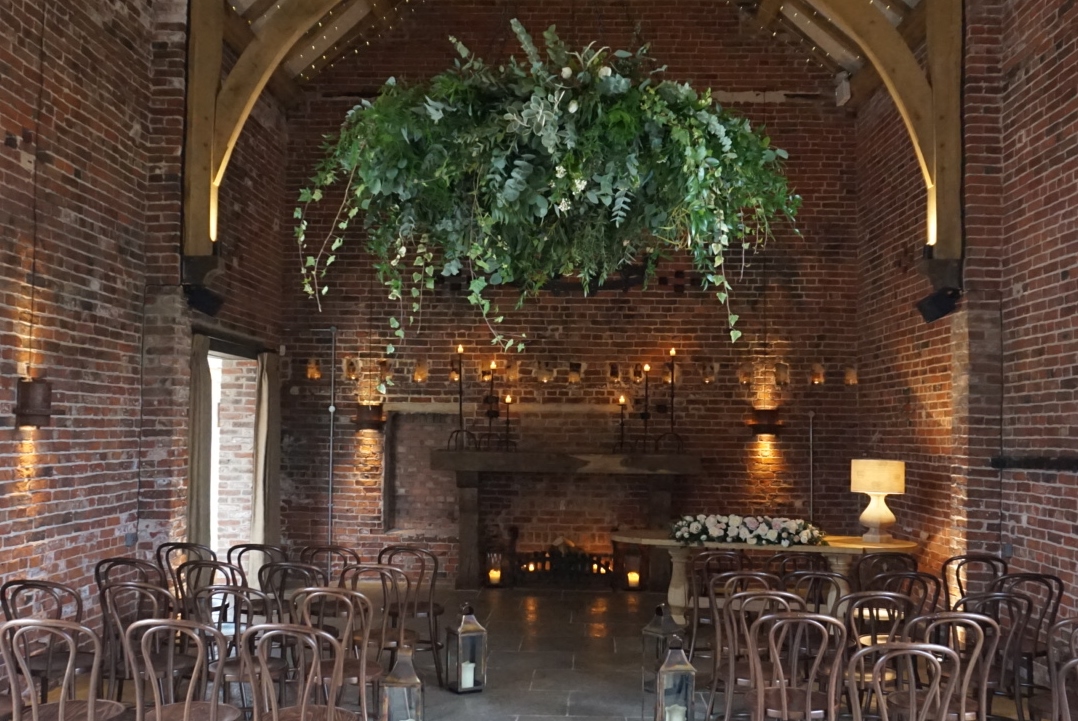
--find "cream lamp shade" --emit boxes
[850,459,905,543]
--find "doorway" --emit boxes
[208,352,260,557]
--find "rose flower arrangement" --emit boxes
[671,514,826,547]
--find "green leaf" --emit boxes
[729,329,742,343]
[389,317,400,329]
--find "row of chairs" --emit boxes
[0,539,448,720]
[686,550,1067,721]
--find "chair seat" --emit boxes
[148,701,243,721]
[12,699,126,721]
[276,705,358,721]
[212,655,287,680]
[747,687,829,720]
[889,689,981,721]
[322,657,384,684]
[25,651,96,675]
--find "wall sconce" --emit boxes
[537,363,554,384]
[737,362,753,386]
[15,377,53,430]
[609,362,620,382]
[567,362,582,384]
[774,362,790,387]
[810,363,826,386]
[306,358,322,380]
[700,363,716,385]
[353,402,385,431]
[632,363,645,384]
[412,359,429,383]
[342,357,359,381]
[747,408,782,436]
[506,361,521,383]
[844,366,858,386]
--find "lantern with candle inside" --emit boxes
[486,552,503,586]
[850,459,905,543]
[654,635,695,721]
[446,603,488,694]
[378,645,423,721]
[622,547,642,591]
[642,604,684,694]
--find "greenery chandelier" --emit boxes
[295,20,800,353]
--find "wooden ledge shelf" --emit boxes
[429,451,701,476]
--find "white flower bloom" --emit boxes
[781,539,790,547]
[555,165,567,178]
[697,514,706,522]
[747,537,758,545]
[561,66,573,79]
[766,529,778,541]
[689,522,702,534]
[799,531,810,543]
[568,100,579,114]
[557,198,572,212]
[598,65,612,78]
[573,178,587,193]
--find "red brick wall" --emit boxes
[280,0,864,577]
[996,0,1078,613]
[214,357,258,557]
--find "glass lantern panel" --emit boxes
[658,672,694,721]
[386,686,421,721]
[447,635,459,687]
[461,634,485,688]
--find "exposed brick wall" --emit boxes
[280,0,863,579]
[996,0,1078,615]
[213,357,258,557]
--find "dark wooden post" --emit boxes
[456,471,480,589]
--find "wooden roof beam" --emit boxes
[844,0,926,109]
[222,1,303,106]
[297,0,399,81]
[758,0,785,26]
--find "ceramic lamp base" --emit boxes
[858,492,897,544]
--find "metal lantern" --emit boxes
[446,603,487,693]
[655,635,695,721]
[379,646,423,721]
[642,604,684,693]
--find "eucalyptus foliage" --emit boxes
[295,20,799,352]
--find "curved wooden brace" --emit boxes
[212,0,341,187]
[810,0,935,188]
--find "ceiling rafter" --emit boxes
[772,15,844,73]
[222,1,303,105]
[845,0,926,109]
[782,0,864,68]
[241,0,279,22]
[297,0,405,82]
[283,0,373,78]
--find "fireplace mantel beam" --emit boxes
[430,451,701,476]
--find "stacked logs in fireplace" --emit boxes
[514,548,615,587]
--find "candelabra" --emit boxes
[612,395,629,453]
[446,345,478,451]
[478,361,501,450]
[496,394,517,451]
[655,348,685,453]
[636,363,652,454]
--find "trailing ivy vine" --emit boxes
[295,20,799,353]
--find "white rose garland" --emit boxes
[670,514,826,547]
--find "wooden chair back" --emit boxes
[299,545,362,581]
[852,552,918,591]
[941,553,1007,609]
[783,570,849,614]
[847,641,959,721]
[95,557,166,592]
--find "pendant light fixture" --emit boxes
[15,3,54,431]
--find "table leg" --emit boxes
[825,552,854,577]
[666,546,691,625]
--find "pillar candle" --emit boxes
[461,661,476,689]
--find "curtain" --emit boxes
[252,352,281,551]
[187,334,212,546]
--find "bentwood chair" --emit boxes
[0,618,125,721]
[176,560,248,617]
[851,552,918,592]
[378,545,445,686]
[0,579,95,704]
[1028,618,1078,721]
[339,563,410,669]
[687,551,747,659]
[227,544,288,587]
[191,584,286,712]
[954,591,1034,720]
[258,562,328,624]
[745,611,847,721]
[101,581,186,702]
[868,571,943,618]
[299,546,363,582]
[903,611,999,721]
[941,553,1007,610]
[765,552,829,576]
[241,624,358,721]
[783,571,849,615]
[711,589,806,721]
[157,542,216,611]
[293,587,377,720]
[95,556,167,592]
[991,572,1065,716]
[1044,655,1078,721]
[128,618,242,721]
[847,642,960,721]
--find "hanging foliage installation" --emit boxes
[295,20,800,351]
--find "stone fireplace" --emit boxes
[430,450,700,588]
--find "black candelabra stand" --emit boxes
[612,395,629,453]
[497,395,517,451]
[635,363,652,454]
[655,349,685,452]
[446,346,478,451]
[478,362,502,450]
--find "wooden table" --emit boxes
[610,529,919,623]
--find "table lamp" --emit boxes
[850,459,905,543]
